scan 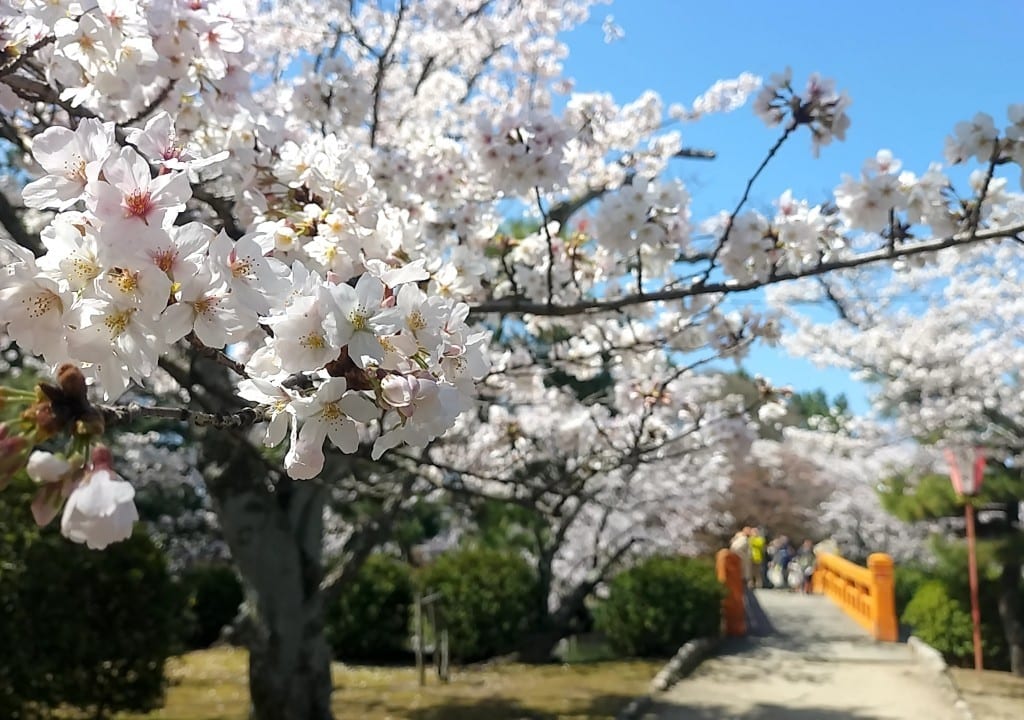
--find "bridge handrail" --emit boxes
[813,552,898,642]
[715,549,746,637]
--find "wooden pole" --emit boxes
[440,629,449,683]
[965,502,984,671]
[415,592,426,686]
[429,602,439,678]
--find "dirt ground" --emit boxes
[115,647,662,720]
[949,668,1024,720]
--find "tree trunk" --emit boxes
[517,583,594,662]
[204,431,334,720]
[515,543,574,663]
[997,558,1024,676]
[515,627,566,663]
[516,539,636,662]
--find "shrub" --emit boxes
[418,546,540,662]
[0,491,40,719]
[901,575,1011,669]
[894,564,932,617]
[902,580,975,662]
[5,526,179,718]
[325,554,414,662]
[594,555,724,658]
[179,563,244,649]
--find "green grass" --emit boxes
[115,648,662,720]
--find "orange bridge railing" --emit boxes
[813,552,898,642]
[715,549,746,637]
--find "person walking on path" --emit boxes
[729,527,753,588]
[796,539,817,594]
[749,528,766,589]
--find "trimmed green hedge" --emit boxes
[0,513,179,719]
[179,563,244,649]
[325,554,414,662]
[594,555,723,658]
[419,546,540,662]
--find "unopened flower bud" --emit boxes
[56,363,88,403]
[23,365,104,441]
[90,445,114,470]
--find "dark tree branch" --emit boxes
[101,402,267,428]
[191,185,244,239]
[0,34,56,78]
[0,189,43,256]
[319,475,416,603]
[470,221,1024,318]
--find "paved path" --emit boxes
[647,590,963,720]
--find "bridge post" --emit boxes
[716,549,746,637]
[867,553,898,642]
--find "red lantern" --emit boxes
[944,447,985,497]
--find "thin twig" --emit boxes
[968,143,1002,240]
[701,123,797,281]
[0,34,56,78]
[186,333,249,378]
[119,79,177,128]
[368,0,407,148]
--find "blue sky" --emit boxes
[560,1,1024,413]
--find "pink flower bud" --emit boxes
[90,445,114,470]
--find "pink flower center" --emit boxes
[152,249,176,273]
[123,189,155,223]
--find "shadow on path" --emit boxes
[744,588,775,637]
[401,693,635,720]
[646,699,888,720]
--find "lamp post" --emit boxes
[944,447,986,672]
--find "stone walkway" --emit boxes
[646,590,963,720]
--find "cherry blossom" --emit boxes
[60,447,139,550]
[21,119,113,210]
[92,146,191,240]
[288,378,379,478]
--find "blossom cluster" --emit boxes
[474,111,571,196]
[2,0,251,121]
[592,176,691,273]
[2,115,242,396]
[673,73,763,120]
[0,362,137,550]
[753,67,851,156]
[1,107,487,484]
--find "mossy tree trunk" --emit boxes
[203,431,334,720]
